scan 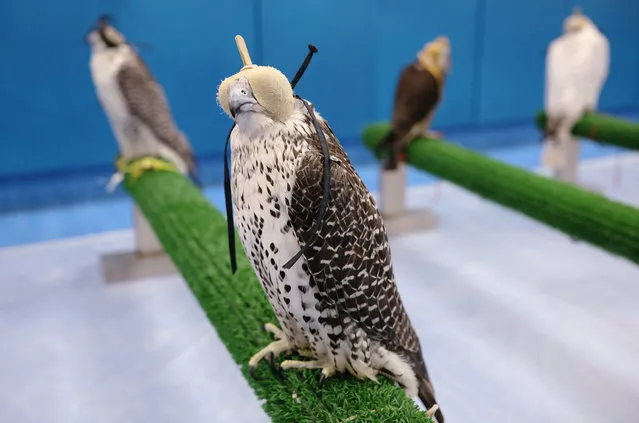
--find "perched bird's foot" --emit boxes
[125,157,179,181]
[249,323,300,379]
[248,338,293,379]
[263,322,285,339]
[279,358,337,386]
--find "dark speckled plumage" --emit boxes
[117,62,198,177]
[230,98,443,422]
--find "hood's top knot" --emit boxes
[217,35,294,122]
[235,35,258,72]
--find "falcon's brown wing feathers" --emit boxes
[392,63,441,137]
[117,58,196,173]
[288,111,423,359]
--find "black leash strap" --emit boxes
[223,124,238,273]
[282,94,331,269]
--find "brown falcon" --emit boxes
[376,35,451,170]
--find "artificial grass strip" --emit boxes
[362,122,639,266]
[123,169,432,423]
[536,110,639,151]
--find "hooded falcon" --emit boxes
[86,15,200,186]
[217,40,444,422]
[543,7,609,153]
[376,36,451,171]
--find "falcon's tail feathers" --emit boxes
[375,129,395,153]
[418,377,445,423]
[376,129,400,171]
[186,155,202,190]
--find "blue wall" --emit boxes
[1,0,638,180]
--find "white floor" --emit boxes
[1,153,639,423]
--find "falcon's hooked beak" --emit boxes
[228,84,258,118]
[84,14,125,48]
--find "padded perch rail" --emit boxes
[363,123,639,266]
[536,110,639,151]
[122,169,432,423]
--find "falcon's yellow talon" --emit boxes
[130,165,144,181]
[138,157,178,172]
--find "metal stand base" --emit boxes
[100,205,176,283]
[133,205,163,256]
[101,251,176,283]
[379,164,438,237]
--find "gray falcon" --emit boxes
[86,15,199,185]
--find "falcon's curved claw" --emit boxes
[266,351,286,380]
[272,364,287,381]
[318,366,336,387]
[248,365,259,380]
[266,351,276,368]
[249,323,296,379]
[248,338,292,377]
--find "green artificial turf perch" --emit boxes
[536,110,639,151]
[362,122,639,266]
[122,167,434,423]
